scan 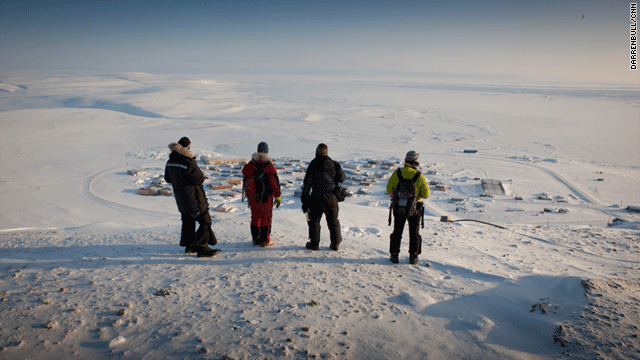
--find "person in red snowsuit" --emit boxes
[242,142,281,247]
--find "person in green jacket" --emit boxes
[386,150,430,264]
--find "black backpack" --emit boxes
[392,168,421,216]
[244,162,271,203]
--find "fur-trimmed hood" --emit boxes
[169,142,194,159]
[251,152,273,163]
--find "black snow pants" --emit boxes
[180,211,217,248]
[389,203,423,255]
[307,194,342,248]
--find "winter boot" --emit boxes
[330,242,339,251]
[390,253,399,264]
[197,246,221,258]
[305,242,319,251]
[185,246,196,254]
[258,226,270,246]
[251,225,262,246]
[409,254,419,265]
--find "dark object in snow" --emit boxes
[553,325,569,347]
[445,218,508,230]
[153,288,174,297]
[44,321,57,329]
[464,149,478,154]
[139,185,173,196]
[481,179,505,196]
[530,302,555,314]
[608,218,628,226]
[626,205,640,213]
[537,193,552,200]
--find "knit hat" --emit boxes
[316,143,328,156]
[178,136,191,148]
[257,142,269,154]
[405,150,419,163]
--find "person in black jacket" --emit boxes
[164,137,220,257]
[301,143,346,251]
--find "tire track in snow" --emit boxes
[79,166,174,218]
[430,151,607,209]
[505,158,605,207]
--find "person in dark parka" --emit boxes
[164,137,220,257]
[301,143,346,251]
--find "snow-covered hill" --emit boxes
[1,72,638,359]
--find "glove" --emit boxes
[275,197,281,209]
[301,203,308,214]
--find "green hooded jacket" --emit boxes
[386,163,430,202]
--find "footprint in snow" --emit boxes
[346,227,382,237]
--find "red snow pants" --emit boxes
[250,198,274,244]
[251,201,273,227]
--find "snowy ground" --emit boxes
[0,71,639,359]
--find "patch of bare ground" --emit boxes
[554,278,640,359]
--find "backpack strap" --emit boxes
[398,168,421,183]
[413,171,424,225]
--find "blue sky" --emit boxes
[1,0,637,84]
